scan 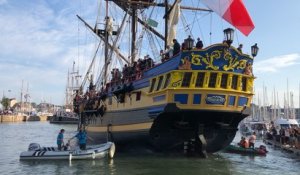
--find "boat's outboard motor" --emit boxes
[28,143,41,151]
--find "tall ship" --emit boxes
[50,62,80,124]
[74,0,259,154]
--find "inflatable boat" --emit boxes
[20,142,115,160]
[223,144,268,156]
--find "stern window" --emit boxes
[242,77,247,91]
[195,72,205,87]
[221,74,228,89]
[136,91,141,101]
[156,76,164,91]
[231,75,238,90]
[208,73,217,88]
[163,73,171,89]
[149,78,156,93]
[181,72,192,87]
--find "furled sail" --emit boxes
[167,0,181,47]
[201,0,254,36]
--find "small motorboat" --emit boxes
[223,144,268,156]
[20,142,115,160]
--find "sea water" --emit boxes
[0,122,299,175]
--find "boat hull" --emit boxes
[20,142,114,160]
[49,115,79,125]
[83,103,250,153]
[224,144,267,156]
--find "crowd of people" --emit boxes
[119,55,155,83]
[239,121,300,150]
[266,124,300,149]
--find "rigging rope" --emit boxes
[180,11,193,38]
[209,12,212,45]
[191,0,207,46]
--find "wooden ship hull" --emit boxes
[76,44,255,153]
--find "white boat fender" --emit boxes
[109,143,115,159]
[69,153,72,161]
[92,151,96,159]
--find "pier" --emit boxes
[0,114,49,122]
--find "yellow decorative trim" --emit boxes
[170,71,183,88]
[222,50,248,71]
[201,50,222,70]
[191,52,202,65]
[87,122,153,132]
[186,43,253,60]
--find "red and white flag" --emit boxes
[201,0,255,36]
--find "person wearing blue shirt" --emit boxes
[57,129,65,151]
[70,128,87,150]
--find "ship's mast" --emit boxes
[20,80,23,113]
[104,0,109,84]
[164,0,169,49]
[66,69,70,108]
[131,8,137,64]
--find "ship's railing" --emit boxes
[146,70,254,110]
[148,70,254,95]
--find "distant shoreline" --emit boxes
[0,114,49,122]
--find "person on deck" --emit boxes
[196,38,203,49]
[57,129,65,151]
[122,64,129,81]
[237,44,243,53]
[160,49,165,62]
[164,45,173,60]
[70,128,87,150]
[249,132,256,148]
[173,39,181,55]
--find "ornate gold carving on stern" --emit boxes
[223,50,247,71]
[237,60,247,70]
[170,72,183,88]
[201,50,222,70]
[191,53,202,66]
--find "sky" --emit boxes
[1,0,300,108]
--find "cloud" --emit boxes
[253,53,300,73]
[0,0,86,105]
